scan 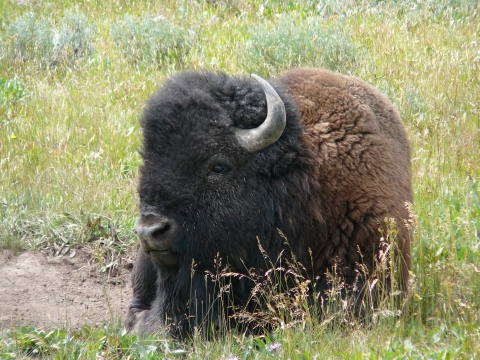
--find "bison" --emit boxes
[126,67,413,338]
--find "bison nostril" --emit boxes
[150,223,171,239]
[136,215,177,252]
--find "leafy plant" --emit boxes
[0,77,26,124]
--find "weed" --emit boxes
[0,76,26,127]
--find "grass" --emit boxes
[1,0,479,358]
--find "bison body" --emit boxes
[126,68,413,337]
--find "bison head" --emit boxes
[129,71,323,336]
[136,72,317,272]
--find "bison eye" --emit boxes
[206,156,233,177]
[211,164,227,174]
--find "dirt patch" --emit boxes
[0,248,135,333]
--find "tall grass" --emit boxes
[0,0,479,357]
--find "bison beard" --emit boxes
[126,68,413,338]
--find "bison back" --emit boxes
[279,68,413,289]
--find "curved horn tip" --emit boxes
[233,73,286,153]
[251,73,269,88]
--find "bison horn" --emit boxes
[234,74,286,153]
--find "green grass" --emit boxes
[1,0,479,358]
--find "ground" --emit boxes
[0,247,134,333]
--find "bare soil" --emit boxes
[0,248,134,333]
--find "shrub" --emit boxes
[242,15,360,77]
[4,11,95,68]
[110,14,192,69]
[312,0,479,20]
[52,11,95,66]
[6,12,52,66]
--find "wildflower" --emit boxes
[207,15,219,26]
[267,342,281,353]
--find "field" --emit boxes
[1,0,479,358]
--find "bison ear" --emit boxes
[233,74,286,153]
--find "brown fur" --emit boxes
[279,68,412,288]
